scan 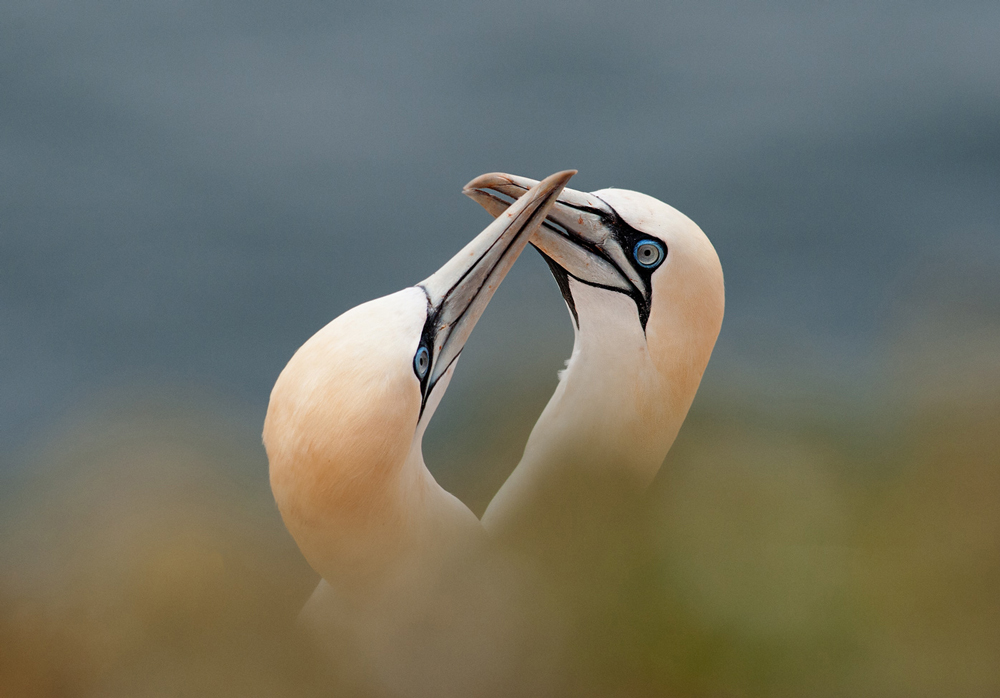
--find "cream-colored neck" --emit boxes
[482,281,696,538]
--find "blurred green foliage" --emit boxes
[1,378,997,696]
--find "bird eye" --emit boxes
[633,240,664,268]
[414,346,430,379]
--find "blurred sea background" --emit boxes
[2,1,998,696]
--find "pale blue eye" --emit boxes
[414,346,430,379]
[633,240,664,268]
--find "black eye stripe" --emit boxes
[581,196,668,331]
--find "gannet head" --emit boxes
[264,171,574,587]
[465,174,724,485]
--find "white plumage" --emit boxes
[263,169,724,696]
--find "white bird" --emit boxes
[463,173,725,548]
[263,171,575,696]
[262,168,725,694]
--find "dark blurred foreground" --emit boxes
[1,371,997,697]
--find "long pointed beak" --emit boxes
[417,170,575,400]
[463,173,644,298]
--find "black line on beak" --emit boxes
[415,195,556,417]
[538,207,654,330]
[534,245,579,329]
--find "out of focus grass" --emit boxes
[0,399,334,697]
[1,351,998,697]
[2,385,996,697]
[562,394,1000,698]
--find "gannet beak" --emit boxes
[463,173,645,299]
[417,170,575,402]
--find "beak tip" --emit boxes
[462,172,509,193]
[550,169,577,190]
[463,170,577,195]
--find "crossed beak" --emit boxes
[462,173,649,304]
[415,170,575,407]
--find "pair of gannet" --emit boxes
[263,169,724,694]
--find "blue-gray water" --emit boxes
[4,0,998,456]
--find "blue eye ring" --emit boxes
[633,240,665,269]
[414,346,430,379]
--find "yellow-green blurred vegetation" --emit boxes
[2,316,998,696]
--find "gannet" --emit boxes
[262,171,575,696]
[464,173,725,546]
